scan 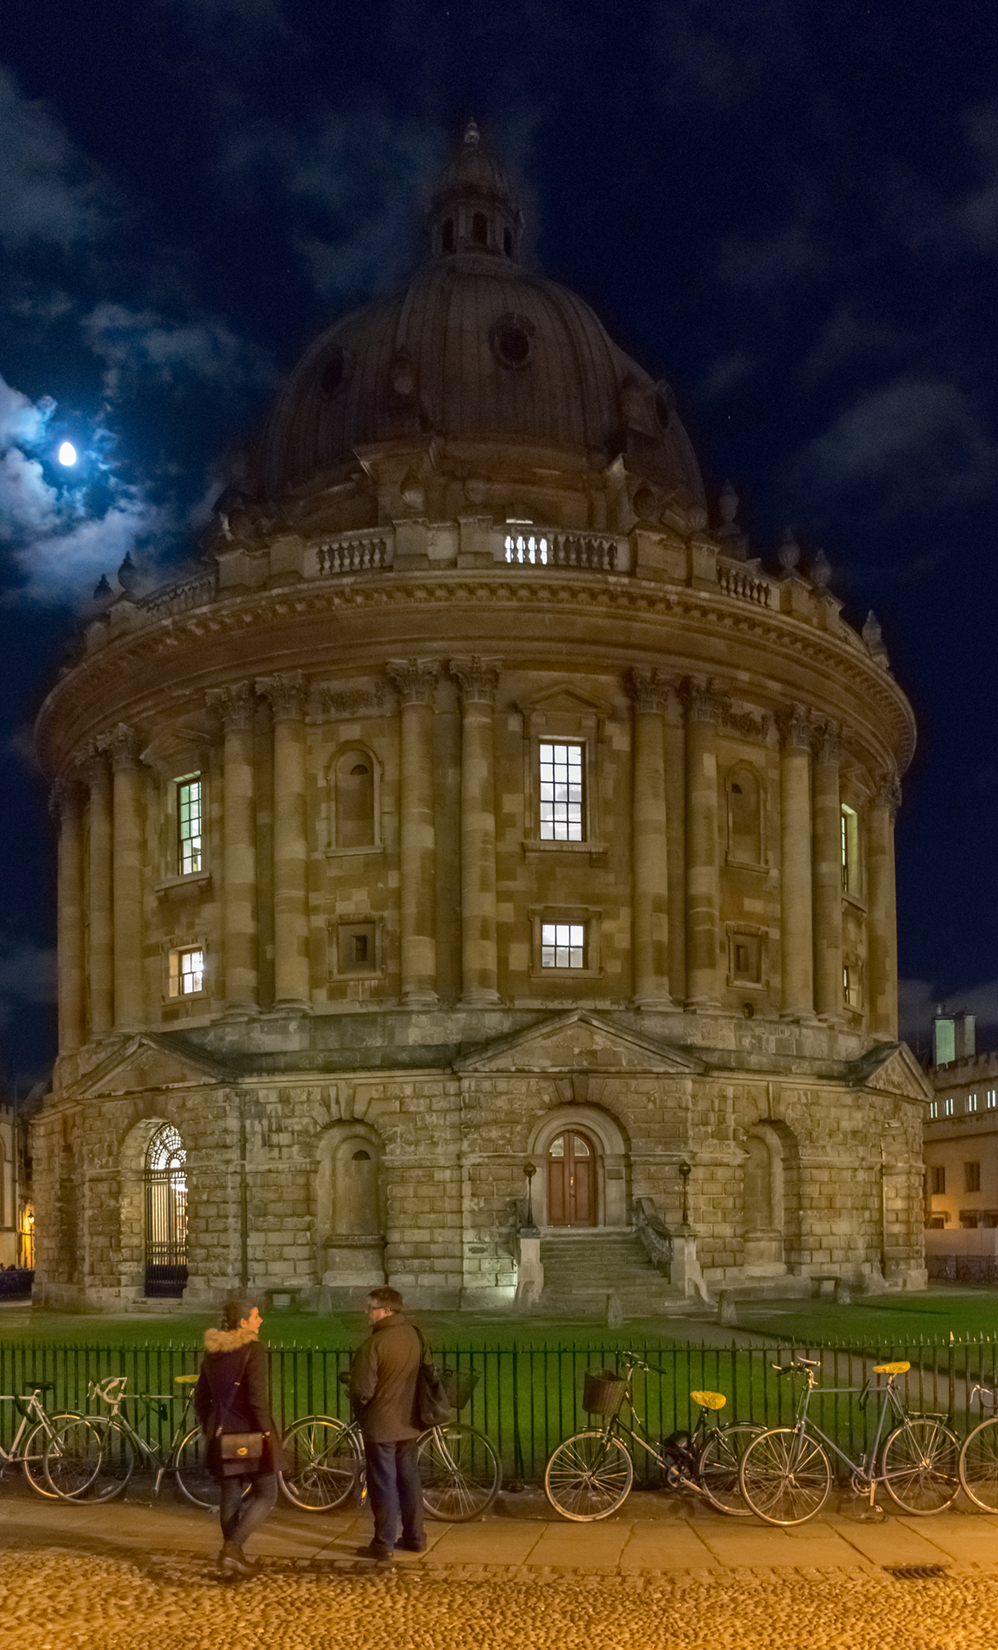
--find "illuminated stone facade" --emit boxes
[32,126,929,1311]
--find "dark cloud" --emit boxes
[654,0,804,109]
[81,303,274,400]
[0,932,57,1028]
[0,66,115,251]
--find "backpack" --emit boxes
[415,1328,452,1428]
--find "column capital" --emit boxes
[449,656,502,707]
[813,720,841,765]
[49,775,84,823]
[256,671,307,721]
[386,657,440,707]
[76,741,110,790]
[679,675,727,725]
[98,722,142,771]
[873,765,902,815]
[628,667,674,712]
[776,703,811,751]
[206,680,256,730]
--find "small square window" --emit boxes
[966,1162,981,1193]
[541,922,585,969]
[729,932,762,984]
[168,947,204,997]
[335,922,378,976]
[539,743,584,841]
[930,1166,946,1195]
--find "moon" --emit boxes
[58,441,77,466]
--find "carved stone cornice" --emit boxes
[721,704,771,742]
[679,676,726,726]
[97,722,141,771]
[256,671,307,721]
[386,658,440,708]
[206,681,256,731]
[813,720,841,766]
[873,765,902,815]
[628,666,674,713]
[449,656,502,706]
[776,703,811,752]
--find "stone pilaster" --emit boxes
[386,659,440,1007]
[80,746,114,1038]
[207,682,258,1015]
[868,767,901,1039]
[628,668,672,1009]
[776,704,814,1019]
[812,721,843,1021]
[449,656,502,1006]
[681,677,722,1008]
[663,687,687,1004]
[50,778,85,1054]
[257,673,310,1012]
[99,723,146,1031]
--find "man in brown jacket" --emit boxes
[349,1285,425,1560]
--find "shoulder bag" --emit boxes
[215,1345,267,1475]
[414,1327,452,1429]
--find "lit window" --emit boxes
[968,1092,979,1112]
[931,1166,946,1195]
[539,743,584,841]
[944,1097,955,1117]
[505,533,549,565]
[966,1162,981,1193]
[541,923,585,969]
[988,1090,997,1110]
[843,964,861,1008]
[177,776,202,875]
[169,948,204,997]
[928,1101,939,1119]
[841,804,860,895]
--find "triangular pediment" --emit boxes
[456,1010,703,1075]
[516,682,614,720]
[852,1042,933,1104]
[75,1034,229,1099]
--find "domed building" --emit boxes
[32,124,930,1312]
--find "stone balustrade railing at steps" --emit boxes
[0,1333,991,1484]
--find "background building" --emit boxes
[31,127,929,1313]
[923,1015,998,1281]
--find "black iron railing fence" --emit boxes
[2,1336,997,1483]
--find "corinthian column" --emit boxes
[50,778,85,1054]
[81,746,114,1038]
[387,659,439,1006]
[868,767,901,1039]
[102,723,145,1031]
[207,682,258,1014]
[681,678,722,1008]
[812,722,843,1020]
[629,668,672,1009]
[257,673,311,1012]
[777,704,814,1019]
[450,657,502,1006]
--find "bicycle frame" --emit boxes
[595,1360,720,1496]
[779,1364,927,1507]
[0,1390,57,1463]
[87,1377,197,1492]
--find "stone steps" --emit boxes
[538,1231,682,1314]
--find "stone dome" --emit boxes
[255,124,704,507]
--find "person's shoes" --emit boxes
[355,1542,393,1561]
[395,1538,426,1552]
[218,1541,257,1579]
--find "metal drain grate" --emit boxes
[883,1565,949,1582]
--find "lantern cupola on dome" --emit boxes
[428,119,524,259]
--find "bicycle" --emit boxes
[543,1353,761,1522]
[0,1383,85,1499]
[737,1356,960,1526]
[281,1370,501,1520]
[43,1374,216,1508]
[958,1384,998,1512]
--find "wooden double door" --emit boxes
[547,1130,599,1227]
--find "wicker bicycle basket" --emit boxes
[583,1368,628,1415]
[441,1367,480,1412]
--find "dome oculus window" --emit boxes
[319,346,351,398]
[490,314,535,370]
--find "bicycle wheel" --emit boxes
[417,1423,501,1521]
[881,1418,960,1514]
[698,1424,762,1517]
[279,1417,363,1511]
[960,1418,998,1513]
[44,1418,136,1503]
[738,1427,832,1525]
[544,1430,633,1522]
[21,1416,83,1499]
[173,1427,221,1510]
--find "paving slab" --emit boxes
[527,1519,632,1570]
[894,1513,998,1566]
[829,1516,959,1566]
[619,1520,720,1570]
[420,1522,544,1565]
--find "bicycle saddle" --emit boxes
[690,1390,726,1410]
[20,1382,54,1394]
[873,1361,910,1375]
[174,1374,198,1385]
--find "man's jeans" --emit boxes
[362,1437,425,1554]
[219,1471,278,1547]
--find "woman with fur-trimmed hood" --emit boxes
[194,1297,284,1580]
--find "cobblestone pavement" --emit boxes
[4,1547,998,1650]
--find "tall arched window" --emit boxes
[334,749,377,849]
[726,766,763,865]
[144,1123,188,1297]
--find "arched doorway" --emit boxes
[546,1130,599,1228]
[144,1123,188,1298]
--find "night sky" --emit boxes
[1,0,996,1086]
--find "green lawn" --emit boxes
[731,1286,998,1349]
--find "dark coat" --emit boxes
[349,1315,422,1442]
[194,1326,285,1476]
